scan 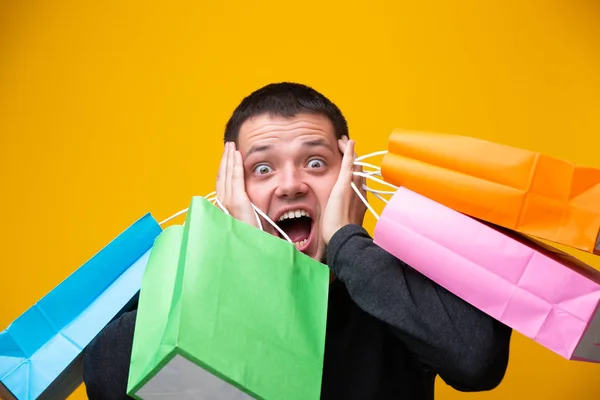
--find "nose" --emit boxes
[274,165,309,199]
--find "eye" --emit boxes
[306,159,325,169]
[253,164,273,175]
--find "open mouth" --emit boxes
[275,209,314,252]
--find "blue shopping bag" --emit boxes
[0,213,162,400]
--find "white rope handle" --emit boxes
[157,192,292,244]
[353,171,398,190]
[158,208,188,226]
[353,161,381,171]
[370,192,388,204]
[361,184,395,195]
[211,197,265,232]
[354,161,382,177]
[350,170,399,220]
[355,150,387,162]
[157,192,214,225]
[213,199,292,244]
[158,191,219,226]
[250,204,293,243]
[361,184,390,204]
[213,198,230,215]
[203,194,294,243]
[351,181,380,220]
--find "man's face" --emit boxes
[237,112,343,261]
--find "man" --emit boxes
[83,82,512,399]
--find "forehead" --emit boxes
[237,113,337,155]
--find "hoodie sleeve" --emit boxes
[326,224,513,392]
[83,310,137,400]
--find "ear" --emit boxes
[337,135,349,153]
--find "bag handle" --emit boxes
[158,192,293,244]
[350,158,399,221]
[158,191,218,226]
[158,208,188,226]
[354,161,382,175]
[250,204,293,243]
[213,200,293,244]
[355,150,387,162]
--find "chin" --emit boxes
[299,235,326,262]
[310,244,326,262]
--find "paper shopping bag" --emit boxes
[127,196,330,400]
[372,187,600,362]
[379,129,600,254]
[0,214,162,400]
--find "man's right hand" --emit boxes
[216,141,260,229]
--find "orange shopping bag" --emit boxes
[380,130,600,254]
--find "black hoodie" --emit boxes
[83,224,512,399]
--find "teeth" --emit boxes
[294,238,308,248]
[276,210,311,249]
[278,209,309,222]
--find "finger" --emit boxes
[353,168,367,196]
[339,139,356,182]
[217,142,230,199]
[351,145,363,173]
[225,142,234,201]
[232,150,246,198]
[352,157,367,195]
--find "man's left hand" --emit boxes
[322,137,368,245]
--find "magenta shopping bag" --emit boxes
[368,185,600,362]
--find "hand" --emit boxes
[322,137,367,244]
[216,142,259,229]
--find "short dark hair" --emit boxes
[223,82,349,143]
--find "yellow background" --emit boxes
[1,0,599,399]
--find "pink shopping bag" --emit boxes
[369,185,600,362]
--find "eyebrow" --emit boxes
[246,139,333,157]
[302,138,333,150]
[246,144,272,157]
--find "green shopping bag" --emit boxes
[127,196,330,400]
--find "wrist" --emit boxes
[325,224,369,273]
[324,222,349,245]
